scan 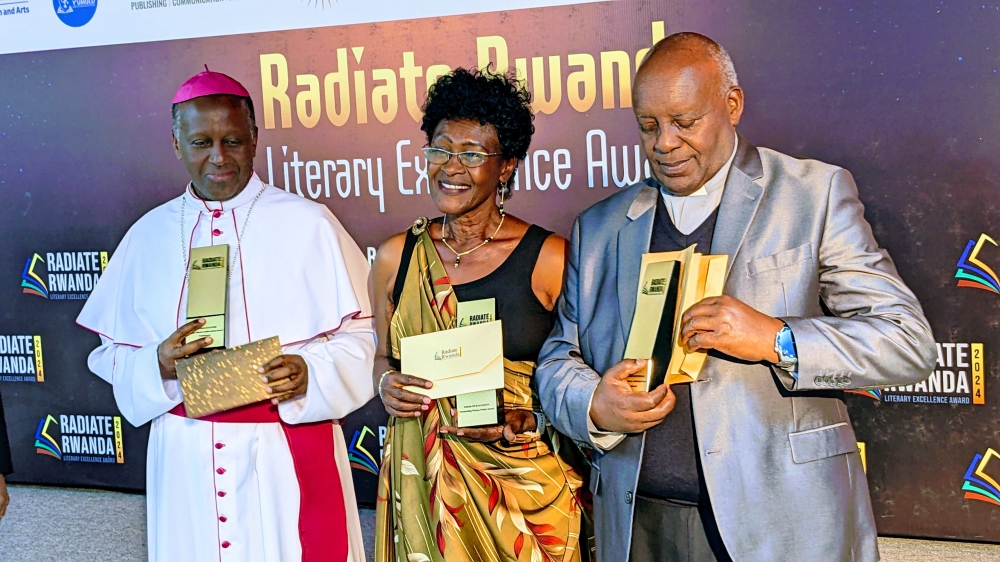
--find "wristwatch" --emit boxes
[509,411,548,444]
[773,324,798,372]
[533,410,548,432]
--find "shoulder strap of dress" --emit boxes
[391,227,420,307]
[516,224,554,273]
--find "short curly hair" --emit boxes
[421,68,534,175]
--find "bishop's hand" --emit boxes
[260,355,309,404]
[157,318,213,380]
[589,359,676,434]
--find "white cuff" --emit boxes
[116,343,182,427]
[586,387,625,451]
[163,380,182,402]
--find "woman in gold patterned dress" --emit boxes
[371,68,591,562]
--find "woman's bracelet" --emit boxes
[377,369,393,399]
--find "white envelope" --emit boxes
[400,320,504,399]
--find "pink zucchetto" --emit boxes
[171,65,250,104]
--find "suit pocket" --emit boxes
[747,243,814,276]
[788,422,856,464]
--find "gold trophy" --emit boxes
[177,244,281,416]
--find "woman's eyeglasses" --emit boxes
[422,147,501,168]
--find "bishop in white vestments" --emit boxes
[77,69,375,562]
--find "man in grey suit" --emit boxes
[536,33,936,561]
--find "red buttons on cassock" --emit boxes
[212,229,222,236]
[212,210,222,218]
[218,491,226,497]
[217,467,226,475]
[219,516,228,523]
[215,443,224,449]
[221,541,231,549]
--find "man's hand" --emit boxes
[590,359,676,433]
[678,295,784,362]
[260,355,309,404]
[157,319,213,380]
[379,371,433,417]
[440,408,537,443]
[0,474,9,521]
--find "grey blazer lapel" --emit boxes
[711,135,765,279]
[617,184,658,340]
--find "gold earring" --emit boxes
[497,180,511,215]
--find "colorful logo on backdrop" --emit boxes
[34,414,124,464]
[21,251,107,300]
[0,335,44,383]
[53,0,97,27]
[847,341,985,406]
[849,389,883,401]
[955,233,999,294]
[348,425,385,475]
[962,448,1000,507]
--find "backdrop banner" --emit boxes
[1,0,998,543]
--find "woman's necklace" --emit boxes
[441,212,505,268]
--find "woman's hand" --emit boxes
[380,371,433,417]
[439,409,537,443]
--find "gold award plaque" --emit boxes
[185,244,229,348]
[624,246,729,391]
[176,336,282,418]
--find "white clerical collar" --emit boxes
[184,173,265,212]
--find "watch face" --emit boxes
[778,327,796,357]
